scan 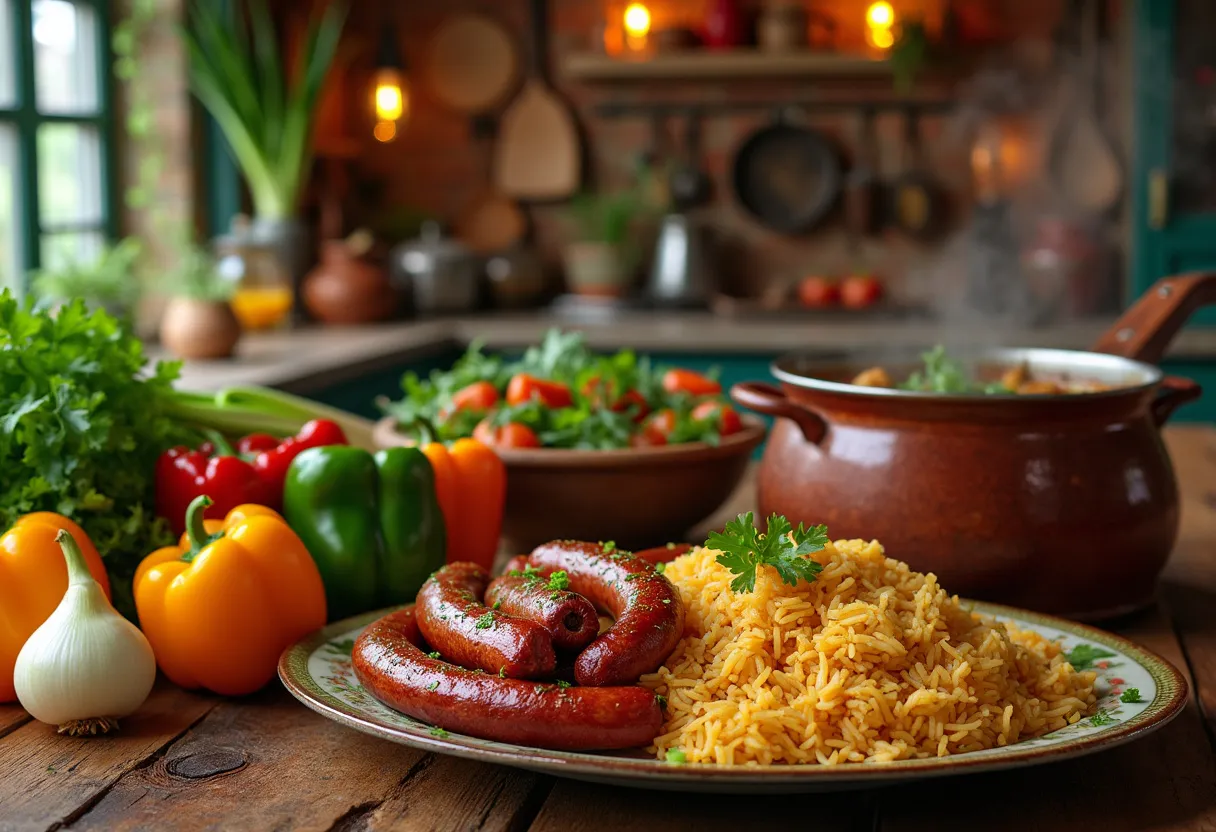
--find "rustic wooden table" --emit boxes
[5,427,1216,832]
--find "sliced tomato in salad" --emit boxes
[474,418,542,449]
[450,380,499,412]
[691,401,744,436]
[506,373,574,409]
[662,369,721,397]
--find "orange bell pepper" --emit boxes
[421,438,506,572]
[0,514,110,703]
[133,495,326,696]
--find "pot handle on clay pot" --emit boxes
[731,382,827,444]
[1091,272,1216,364]
[1151,376,1203,427]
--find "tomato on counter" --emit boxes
[797,276,840,308]
[840,274,884,309]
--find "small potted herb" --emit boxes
[560,188,647,298]
[158,244,242,360]
[30,237,143,319]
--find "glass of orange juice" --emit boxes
[216,219,295,331]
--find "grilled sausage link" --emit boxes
[485,573,599,652]
[416,562,555,679]
[528,541,685,687]
[352,607,664,750]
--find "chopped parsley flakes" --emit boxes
[1120,688,1144,704]
[1089,708,1117,727]
[426,681,439,691]
[547,570,570,591]
[475,612,495,629]
[665,748,686,764]
[1064,644,1117,670]
[429,727,449,738]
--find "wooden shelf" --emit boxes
[562,50,895,82]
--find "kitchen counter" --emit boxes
[163,310,1216,393]
[6,426,1216,831]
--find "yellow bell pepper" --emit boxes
[0,513,110,703]
[134,495,326,696]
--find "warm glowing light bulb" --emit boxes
[866,2,894,28]
[374,68,405,122]
[623,3,651,38]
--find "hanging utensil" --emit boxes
[425,13,520,115]
[844,107,879,237]
[890,107,945,241]
[456,116,527,255]
[494,0,581,201]
[1050,0,1122,215]
[731,107,841,235]
[669,110,713,211]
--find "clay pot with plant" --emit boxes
[561,189,647,298]
[158,245,242,360]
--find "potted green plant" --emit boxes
[182,0,346,309]
[30,237,143,319]
[158,244,242,360]
[561,189,647,298]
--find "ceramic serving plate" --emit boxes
[279,602,1188,793]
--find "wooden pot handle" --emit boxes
[1151,375,1203,427]
[730,382,827,444]
[1091,272,1216,364]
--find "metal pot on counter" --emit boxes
[390,222,482,315]
[731,273,1215,620]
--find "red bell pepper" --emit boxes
[156,419,348,534]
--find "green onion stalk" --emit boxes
[163,386,374,448]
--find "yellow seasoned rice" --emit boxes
[640,539,1097,766]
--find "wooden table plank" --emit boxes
[353,754,550,832]
[67,687,552,832]
[0,704,30,740]
[1162,427,1216,744]
[0,682,217,832]
[530,779,868,832]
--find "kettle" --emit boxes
[646,213,716,308]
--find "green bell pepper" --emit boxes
[284,446,446,621]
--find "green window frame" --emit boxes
[0,0,118,293]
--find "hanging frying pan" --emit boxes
[731,108,842,234]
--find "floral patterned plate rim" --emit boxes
[278,601,1188,793]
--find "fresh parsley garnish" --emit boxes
[654,561,666,574]
[426,651,441,659]
[665,749,687,764]
[1120,688,1144,704]
[493,600,501,610]
[1089,708,1117,727]
[429,727,449,738]
[655,693,667,709]
[499,666,507,678]
[1064,644,1116,670]
[556,680,571,689]
[602,541,616,553]
[475,612,495,630]
[547,571,570,591]
[706,512,827,593]
[426,681,439,691]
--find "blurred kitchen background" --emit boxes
[5,0,1216,419]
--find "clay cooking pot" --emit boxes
[732,273,1216,620]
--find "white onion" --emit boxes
[13,530,156,736]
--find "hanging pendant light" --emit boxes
[372,20,407,142]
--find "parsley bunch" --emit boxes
[706,512,828,593]
[0,293,191,616]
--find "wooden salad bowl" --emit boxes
[374,416,767,551]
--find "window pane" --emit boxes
[0,0,15,108]
[37,122,102,227]
[33,0,98,115]
[0,125,20,292]
[40,230,103,271]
